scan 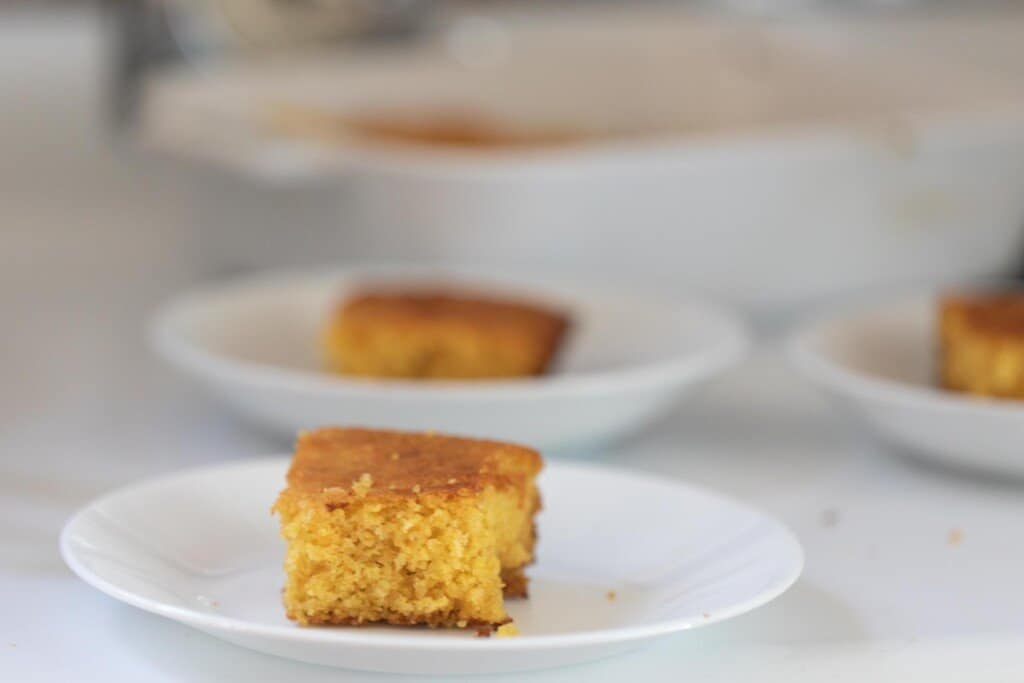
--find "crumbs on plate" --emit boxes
[495,623,520,638]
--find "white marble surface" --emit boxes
[3,6,1024,682]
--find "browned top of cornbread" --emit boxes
[942,293,1024,336]
[340,289,568,336]
[285,428,542,506]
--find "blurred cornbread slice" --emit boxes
[323,289,570,379]
[939,292,1024,398]
[269,103,580,149]
[272,427,542,628]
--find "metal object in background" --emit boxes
[105,0,434,131]
[106,0,179,132]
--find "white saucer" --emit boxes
[150,267,747,452]
[60,459,802,675]
[790,291,1024,478]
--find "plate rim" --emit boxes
[148,265,749,401]
[60,457,803,652]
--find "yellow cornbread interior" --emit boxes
[274,483,537,627]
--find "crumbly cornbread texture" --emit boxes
[939,293,1024,398]
[323,289,570,379]
[272,428,542,628]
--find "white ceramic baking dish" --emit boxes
[141,7,1024,313]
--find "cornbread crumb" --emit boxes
[322,289,570,379]
[940,293,1024,398]
[273,428,542,628]
[606,590,617,601]
[351,473,373,497]
[495,623,520,638]
[948,528,964,546]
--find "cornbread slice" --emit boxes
[939,292,1024,398]
[269,103,580,150]
[323,288,570,379]
[272,428,542,628]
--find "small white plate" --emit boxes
[150,267,747,452]
[790,291,1024,478]
[61,459,802,675]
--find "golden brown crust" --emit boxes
[939,292,1024,398]
[942,293,1024,336]
[340,290,568,337]
[285,427,543,505]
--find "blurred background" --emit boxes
[127,0,1024,310]
[12,0,1024,318]
[5,2,1024,679]
[8,0,1024,440]
[2,6,1022,428]
[4,0,1024,489]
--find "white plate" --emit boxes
[150,267,747,452]
[790,291,1024,477]
[60,458,803,675]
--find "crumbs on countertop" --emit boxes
[606,590,617,601]
[948,528,964,546]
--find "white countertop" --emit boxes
[3,6,1024,682]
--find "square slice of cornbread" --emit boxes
[323,289,570,379]
[939,292,1024,399]
[272,428,542,628]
